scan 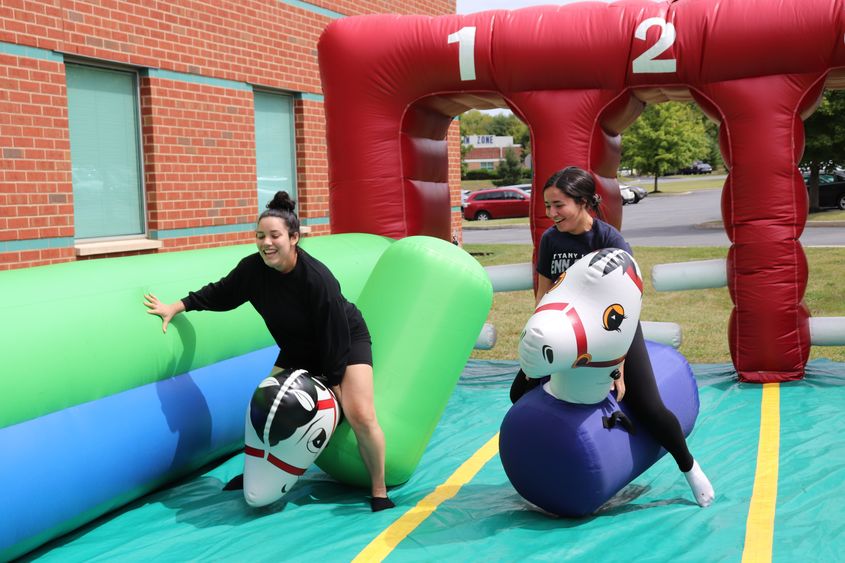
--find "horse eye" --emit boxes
[603,304,625,332]
[307,428,327,453]
[542,344,554,364]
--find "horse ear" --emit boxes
[291,389,316,411]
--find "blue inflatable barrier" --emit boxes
[499,341,699,517]
[0,347,276,560]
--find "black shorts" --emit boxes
[347,315,373,368]
[274,315,372,387]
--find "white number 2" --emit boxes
[632,17,677,74]
[448,26,477,81]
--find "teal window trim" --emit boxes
[0,237,74,252]
[278,0,344,19]
[296,92,324,103]
[301,216,329,226]
[149,223,256,240]
[0,41,63,62]
[142,68,252,92]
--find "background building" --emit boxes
[0,0,457,270]
[462,135,524,171]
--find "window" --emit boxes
[254,91,296,211]
[66,64,144,239]
[479,161,495,171]
[474,191,499,201]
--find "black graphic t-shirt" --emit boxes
[537,219,632,281]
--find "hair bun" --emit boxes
[592,193,602,207]
[266,191,296,213]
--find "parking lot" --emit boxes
[463,187,845,247]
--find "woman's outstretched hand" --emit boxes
[613,362,626,401]
[143,293,185,333]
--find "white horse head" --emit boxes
[242,369,339,507]
[518,248,643,404]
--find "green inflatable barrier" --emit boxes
[0,234,392,429]
[0,232,490,494]
[316,236,493,486]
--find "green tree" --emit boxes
[460,143,472,178]
[512,121,531,164]
[701,118,723,170]
[801,90,845,211]
[621,102,710,192]
[495,148,524,185]
[460,110,494,136]
[460,109,532,172]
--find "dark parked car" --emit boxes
[678,161,713,174]
[619,185,636,205]
[803,171,845,210]
[621,184,648,203]
[462,186,530,220]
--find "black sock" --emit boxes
[370,496,395,512]
[223,474,244,490]
[510,370,544,404]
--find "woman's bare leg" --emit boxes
[336,364,390,505]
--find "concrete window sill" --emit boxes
[75,239,164,256]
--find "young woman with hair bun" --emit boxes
[144,191,394,512]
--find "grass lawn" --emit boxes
[461,179,496,191]
[809,208,845,221]
[465,244,845,365]
[621,175,726,194]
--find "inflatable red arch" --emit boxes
[318,0,845,383]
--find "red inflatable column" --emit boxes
[509,90,640,253]
[695,74,825,382]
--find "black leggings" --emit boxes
[510,324,694,472]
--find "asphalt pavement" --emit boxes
[462,187,845,247]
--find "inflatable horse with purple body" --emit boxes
[499,249,699,516]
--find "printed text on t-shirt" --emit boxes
[550,252,584,276]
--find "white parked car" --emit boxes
[461,189,471,207]
[619,185,636,205]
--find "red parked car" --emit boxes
[462,186,530,221]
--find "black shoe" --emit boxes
[509,370,544,404]
[370,496,395,512]
[223,474,244,490]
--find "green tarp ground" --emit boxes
[22,360,845,562]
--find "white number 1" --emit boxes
[632,17,677,74]
[448,26,477,81]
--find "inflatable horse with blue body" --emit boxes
[500,249,699,517]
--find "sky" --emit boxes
[456,0,613,14]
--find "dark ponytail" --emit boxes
[543,166,604,219]
[258,191,300,236]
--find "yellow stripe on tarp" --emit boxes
[353,433,500,563]
[742,383,780,563]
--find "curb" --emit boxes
[696,220,845,230]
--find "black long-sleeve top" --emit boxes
[181,248,363,385]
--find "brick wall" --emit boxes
[0,52,74,270]
[448,120,463,244]
[466,146,524,161]
[0,0,458,269]
[294,97,331,236]
[142,76,257,250]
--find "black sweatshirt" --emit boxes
[181,248,363,385]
